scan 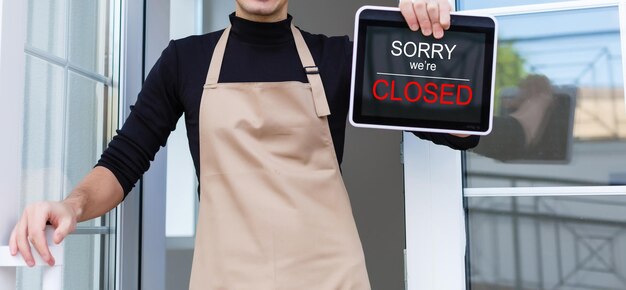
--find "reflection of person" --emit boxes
[473,74,557,160]
[10,1,477,289]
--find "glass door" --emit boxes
[404,1,626,289]
[463,2,626,290]
[0,0,122,289]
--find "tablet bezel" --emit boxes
[349,6,498,135]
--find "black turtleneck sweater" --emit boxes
[97,14,479,197]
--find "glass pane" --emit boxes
[27,0,67,58]
[19,62,109,290]
[69,0,109,75]
[16,234,103,290]
[65,72,106,232]
[21,55,66,204]
[465,7,626,188]
[18,57,66,290]
[459,0,584,10]
[64,72,105,194]
[468,195,626,290]
[63,234,103,289]
[18,0,117,289]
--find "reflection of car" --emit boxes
[473,85,577,163]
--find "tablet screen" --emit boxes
[350,7,497,135]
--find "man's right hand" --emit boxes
[8,166,123,267]
[8,201,79,267]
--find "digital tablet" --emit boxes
[349,6,497,135]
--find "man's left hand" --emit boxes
[398,0,452,39]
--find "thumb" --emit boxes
[52,218,74,245]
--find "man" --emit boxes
[10,0,477,288]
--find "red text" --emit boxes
[372,79,473,106]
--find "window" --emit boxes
[465,5,625,189]
[19,0,119,289]
[458,0,594,10]
[463,2,626,290]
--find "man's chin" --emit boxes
[236,0,288,20]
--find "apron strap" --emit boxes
[205,26,231,87]
[204,24,331,117]
[291,25,331,117]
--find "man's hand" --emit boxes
[9,201,79,267]
[399,0,452,39]
[8,167,123,267]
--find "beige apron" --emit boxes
[189,25,371,290]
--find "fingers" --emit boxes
[11,203,65,267]
[399,0,452,38]
[413,0,433,36]
[9,227,17,256]
[28,207,55,266]
[426,1,441,38]
[15,211,35,267]
[399,0,419,31]
[438,0,452,30]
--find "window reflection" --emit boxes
[465,7,625,188]
[464,5,626,290]
[468,195,626,290]
[460,0,601,11]
[475,74,576,162]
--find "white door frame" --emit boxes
[403,132,467,290]
[0,1,66,289]
[0,0,27,287]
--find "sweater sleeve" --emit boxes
[96,40,184,198]
[411,132,480,150]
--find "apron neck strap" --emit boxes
[205,24,331,117]
[290,25,330,116]
[205,26,231,86]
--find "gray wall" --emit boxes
[288,1,406,289]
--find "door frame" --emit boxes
[0,0,26,286]
[403,132,467,290]
[115,0,144,289]
[116,0,173,290]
